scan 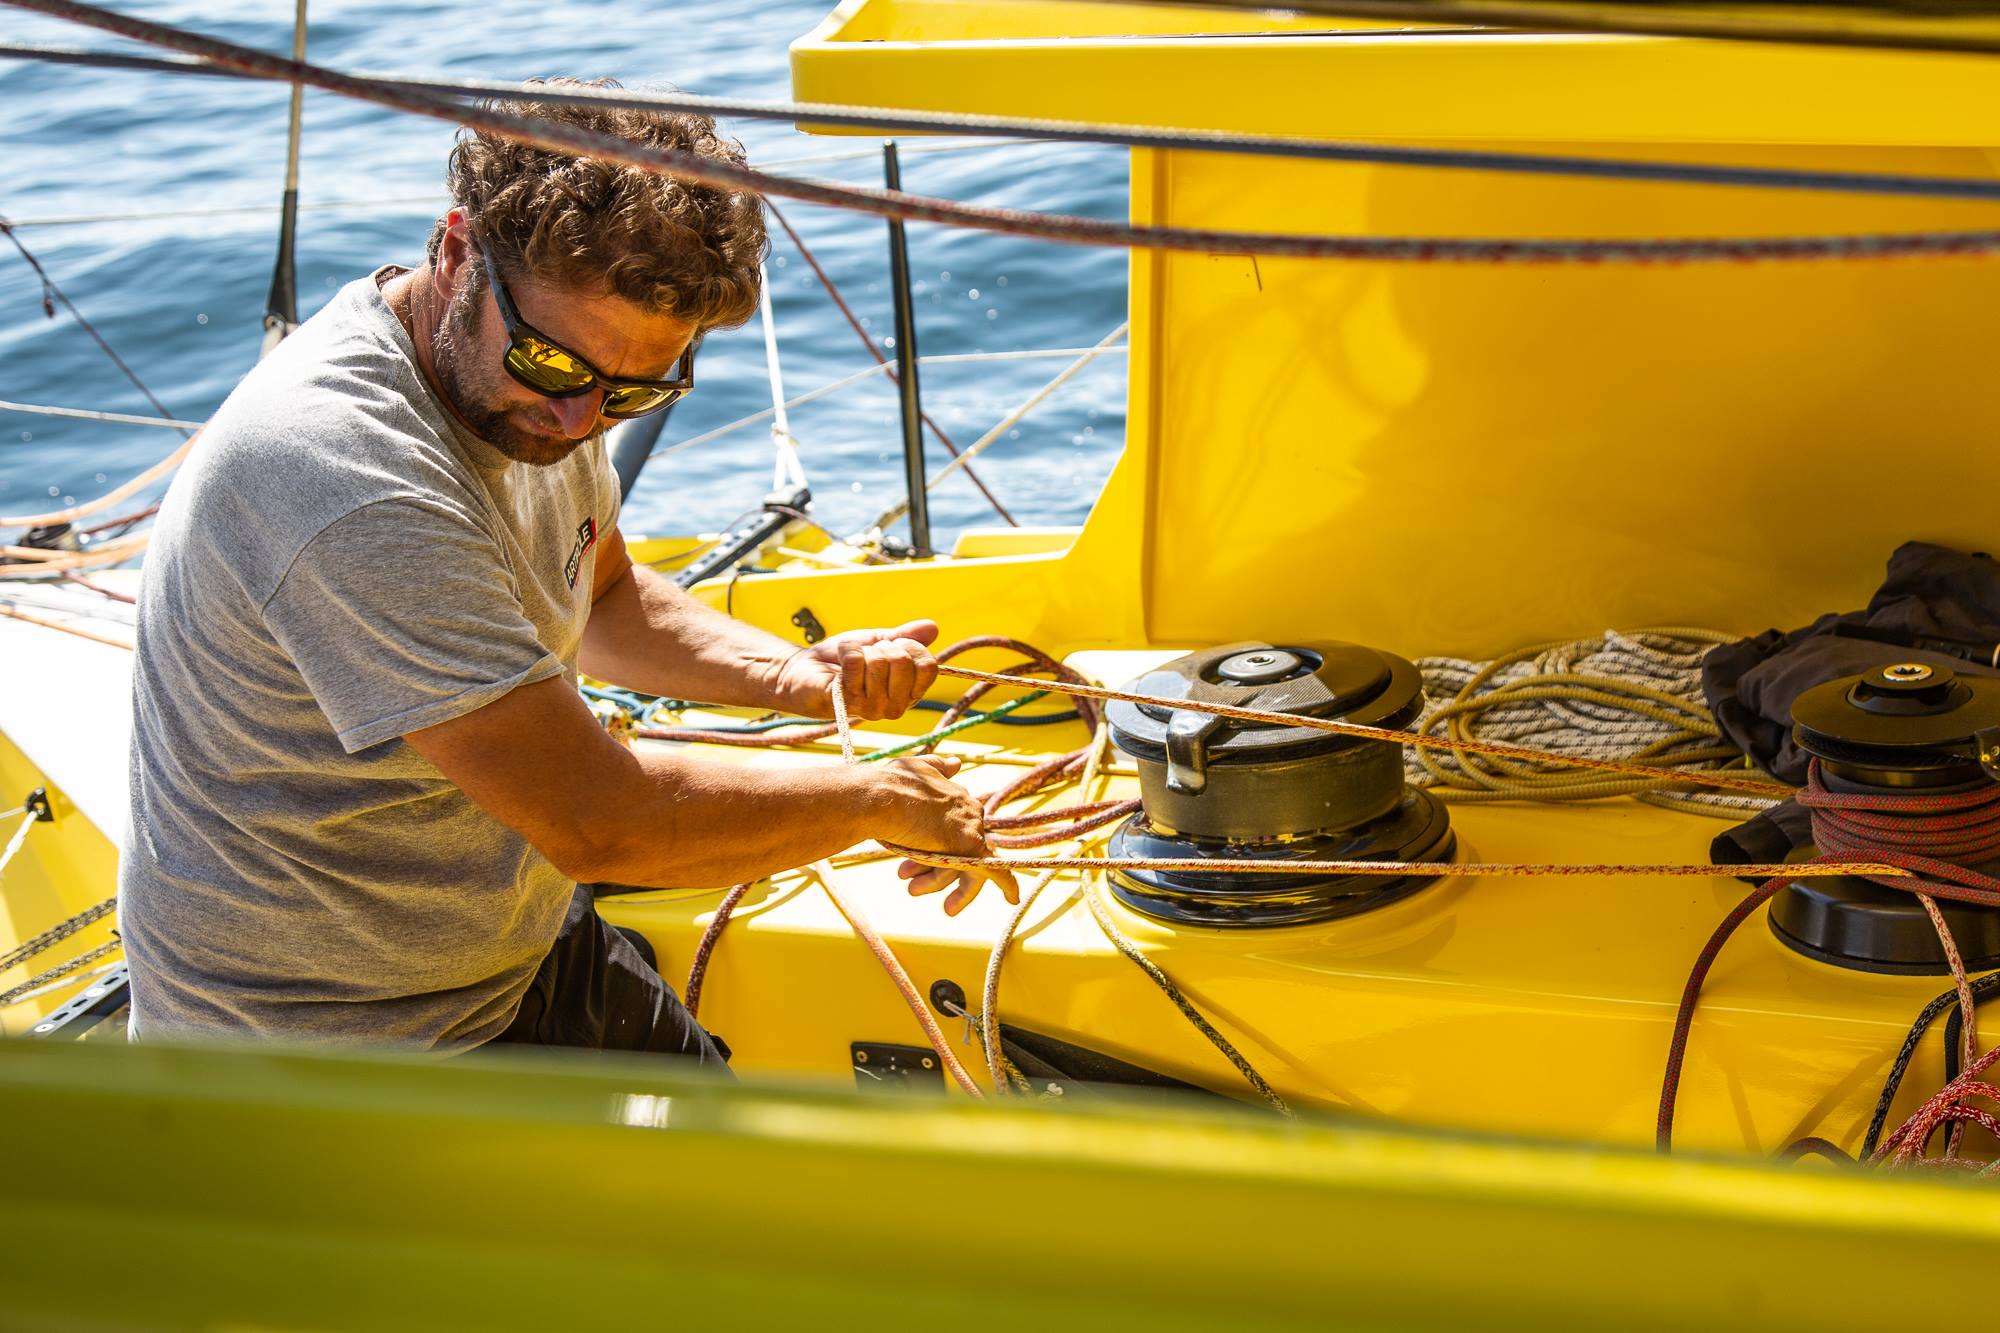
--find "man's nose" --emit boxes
[547,391,603,439]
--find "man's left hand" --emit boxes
[768,619,941,721]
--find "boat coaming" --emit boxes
[8,1036,2000,1333]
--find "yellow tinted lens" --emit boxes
[600,385,676,417]
[506,337,592,393]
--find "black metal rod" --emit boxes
[882,142,931,560]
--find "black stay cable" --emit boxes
[13,5,2000,265]
[1863,968,2000,1158]
[0,217,190,435]
[11,35,2000,207]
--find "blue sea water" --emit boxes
[0,0,1129,546]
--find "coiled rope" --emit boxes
[1407,628,1775,817]
[17,0,2000,264]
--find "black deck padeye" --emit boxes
[1102,641,1455,927]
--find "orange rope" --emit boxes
[879,844,1907,880]
[933,663,1791,798]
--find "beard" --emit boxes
[430,280,601,468]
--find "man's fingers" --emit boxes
[838,641,867,713]
[887,618,939,646]
[906,866,954,896]
[883,644,916,716]
[903,863,1014,916]
[943,877,978,916]
[911,753,962,778]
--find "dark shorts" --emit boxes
[486,885,731,1071]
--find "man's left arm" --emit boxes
[578,525,937,721]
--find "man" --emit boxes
[119,89,1014,1060]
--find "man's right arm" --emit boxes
[403,675,994,891]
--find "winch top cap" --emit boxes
[1107,640,1424,765]
[1792,660,2000,767]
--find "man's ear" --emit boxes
[434,209,472,297]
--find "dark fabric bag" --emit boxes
[1701,542,2000,783]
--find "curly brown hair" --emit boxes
[427,80,765,330]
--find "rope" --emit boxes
[1655,763,2000,1153]
[1409,629,1775,816]
[683,881,752,1021]
[806,858,982,1098]
[0,810,38,890]
[0,938,119,1009]
[765,201,1017,527]
[0,535,152,578]
[17,2,2000,265]
[932,662,1792,796]
[980,866,1064,1093]
[753,256,807,498]
[0,604,132,649]
[834,649,1297,1110]
[0,399,204,430]
[1864,970,2000,1157]
[881,847,1901,879]
[795,676,982,1095]
[1079,867,1293,1115]
[59,572,135,605]
[828,674,855,764]
[0,444,191,530]
[0,895,112,976]
[23,36,2000,198]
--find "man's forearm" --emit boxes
[580,747,881,889]
[579,559,794,708]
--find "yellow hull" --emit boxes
[12,4,2000,1321]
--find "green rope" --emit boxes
[1081,871,1295,1117]
[858,690,1050,762]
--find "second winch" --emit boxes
[1103,641,1456,927]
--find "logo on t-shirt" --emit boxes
[564,516,599,589]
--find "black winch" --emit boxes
[1770,661,2000,974]
[1103,641,1456,927]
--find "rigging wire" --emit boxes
[648,347,1129,460]
[14,2,2000,263]
[765,200,1017,526]
[868,325,1127,534]
[754,256,808,498]
[14,36,2000,204]
[0,216,191,435]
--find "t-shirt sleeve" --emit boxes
[262,497,566,753]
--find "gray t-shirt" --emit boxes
[120,268,620,1047]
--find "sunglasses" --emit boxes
[476,239,696,419]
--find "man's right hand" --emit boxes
[865,754,1020,916]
